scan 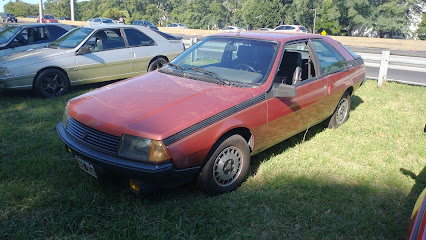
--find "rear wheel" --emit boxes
[33,69,69,98]
[328,92,351,128]
[197,134,250,195]
[148,58,167,72]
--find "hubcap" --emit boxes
[336,98,348,125]
[213,146,243,187]
[42,74,65,95]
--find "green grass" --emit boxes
[1,80,425,239]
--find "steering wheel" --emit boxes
[235,64,256,72]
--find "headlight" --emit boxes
[62,106,70,129]
[0,67,12,77]
[118,134,171,163]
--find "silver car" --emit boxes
[0,25,185,98]
[0,23,74,58]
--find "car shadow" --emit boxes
[350,95,364,111]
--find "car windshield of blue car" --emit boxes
[162,37,278,86]
[48,28,93,49]
[0,26,21,45]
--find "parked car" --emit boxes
[220,26,244,32]
[407,188,426,240]
[0,25,184,97]
[37,14,59,23]
[167,23,188,29]
[56,32,366,195]
[257,28,273,31]
[59,17,71,21]
[0,23,74,58]
[274,25,308,33]
[132,20,158,30]
[89,18,115,26]
[1,13,17,23]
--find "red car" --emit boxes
[407,188,426,239]
[57,32,366,195]
[37,14,59,23]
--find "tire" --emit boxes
[197,134,250,195]
[148,58,167,72]
[33,69,70,98]
[328,92,351,128]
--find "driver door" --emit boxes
[75,28,134,84]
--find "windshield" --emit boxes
[48,28,93,49]
[162,37,278,86]
[102,19,114,24]
[45,15,55,19]
[0,26,21,44]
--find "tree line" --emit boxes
[4,0,426,39]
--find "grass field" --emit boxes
[0,80,425,239]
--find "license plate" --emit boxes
[75,155,97,178]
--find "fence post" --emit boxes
[190,38,198,47]
[378,51,390,87]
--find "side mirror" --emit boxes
[76,46,91,55]
[271,83,297,98]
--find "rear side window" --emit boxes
[124,28,155,46]
[46,25,68,40]
[152,30,182,40]
[311,40,347,75]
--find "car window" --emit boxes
[86,29,126,52]
[46,25,68,40]
[124,28,155,46]
[169,37,278,85]
[275,26,285,30]
[102,19,114,24]
[0,26,21,44]
[311,40,347,75]
[24,27,48,43]
[50,27,93,49]
[275,41,317,85]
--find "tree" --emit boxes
[44,0,73,18]
[4,1,38,17]
[372,0,409,38]
[418,13,426,40]
[241,0,284,29]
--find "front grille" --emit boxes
[66,117,121,155]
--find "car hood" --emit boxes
[0,47,67,67]
[68,71,256,140]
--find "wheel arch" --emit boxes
[147,55,169,72]
[346,86,354,96]
[201,127,253,168]
[32,66,70,89]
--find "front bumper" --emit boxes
[56,123,200,192]
[0,74,35,90]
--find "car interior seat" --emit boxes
[276,51,303,85]
[93,31,108,51]
[235,45,255,68]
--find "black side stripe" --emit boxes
[163,93,266,146]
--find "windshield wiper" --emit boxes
[167,62,184,70]
[187,67,231,85]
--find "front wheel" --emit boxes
[197,134,250,195]
[328,92,351,128]
[33,69,69,98]
[148,58,167,72]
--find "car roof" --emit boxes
[209,31,327,42]
[7,23,71,28]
